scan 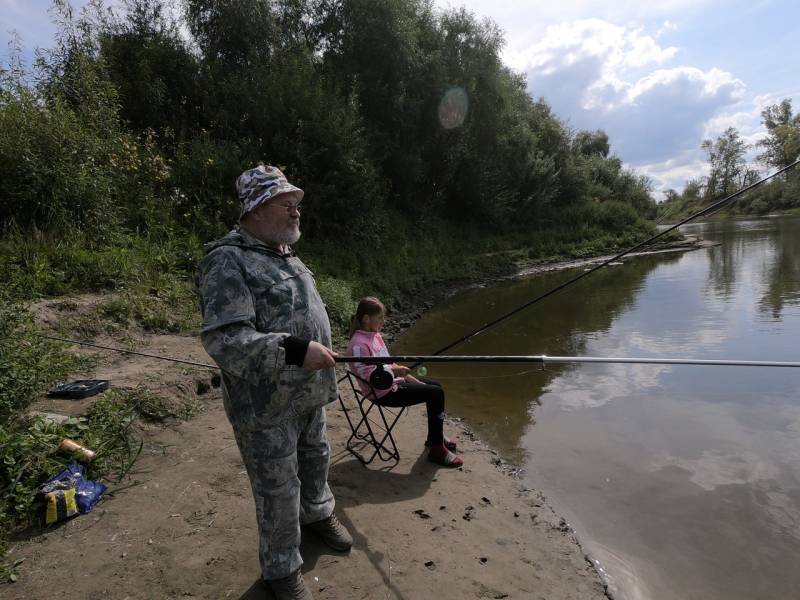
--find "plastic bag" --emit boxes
[38,463,107,524]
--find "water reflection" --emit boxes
[759,218,800,318]
[393,253,676,462]
[395,217,800,600]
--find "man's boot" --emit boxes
[266,568,313,600]
[305,513,353,551]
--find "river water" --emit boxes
[393,217,800,600]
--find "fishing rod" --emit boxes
[336,355,800,389]
[429,159,800,357]
[38,334,219,369]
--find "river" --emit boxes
[393,216,800,600]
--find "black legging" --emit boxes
[374,377,445,444]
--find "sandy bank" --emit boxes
[5,327,609,599]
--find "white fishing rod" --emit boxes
[335,355,800,389]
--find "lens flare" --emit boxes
[438,87,468,129]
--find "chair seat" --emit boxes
[337,369,405,465]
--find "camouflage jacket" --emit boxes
[196,229,337,430]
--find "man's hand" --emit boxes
[392,365,410,377]
[302,341,337,370]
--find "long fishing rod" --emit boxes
[429,159,800,357]
[336,355,800,389]
[337,355,800,367]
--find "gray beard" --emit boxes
[260,222,301,247]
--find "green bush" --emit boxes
[0,299,83,420]
[315,276,357,344]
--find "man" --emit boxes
[197,164,352,600]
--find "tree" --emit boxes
[758,99,800,169]
[99,0,202,142]
[702,127,749,200]
[572,130,610,158]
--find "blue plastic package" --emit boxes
[39,463,107,523]
[75,476,107,514]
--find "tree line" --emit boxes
[659,99,800,219]
[0,0,657,255]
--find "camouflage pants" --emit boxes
[232,406,335,580]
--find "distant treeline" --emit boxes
[0,0,657,249]
[659,100,800,221]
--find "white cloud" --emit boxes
[505,19,679,109]
[509,19,746,168]
[641,91,797,195]
[625,67,744,107]
[435,0,710,50]
[655,20,678,38]
[637,151,708,196]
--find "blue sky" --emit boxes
[2,0,799,198]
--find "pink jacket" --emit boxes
[346,330,404,398]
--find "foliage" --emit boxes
[758,99,800,169]
[0,229,201,301]
[2,0,657,243]
[0,385,200,571]
[0,406,136,553]
[660,104,800,221]
[0,298,84,420]
[313,276,357,345]
[701,127,752,201]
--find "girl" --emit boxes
[346,297,463,468]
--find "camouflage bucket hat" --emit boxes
[236,165,304,220]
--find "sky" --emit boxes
[2,0,799,198]
[435,0,800,197]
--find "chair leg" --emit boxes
[338,372,404,466]
[371,406,404,462]
[339,393,384,465]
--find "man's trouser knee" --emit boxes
[233,406,335,580]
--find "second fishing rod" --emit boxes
[424,159,800,358]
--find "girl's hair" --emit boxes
[349,296,386,337]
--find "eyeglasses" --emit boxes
[270,200,302,213]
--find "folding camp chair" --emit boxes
[337,368,406,465]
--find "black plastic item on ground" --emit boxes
[48,380,109,399]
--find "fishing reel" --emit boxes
[369,363,428,389]
[369,366,394,390]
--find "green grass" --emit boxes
[0,230,202,302]
[0,298,88,420]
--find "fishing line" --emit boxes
[427,159,800,357]
[39,334,218,370]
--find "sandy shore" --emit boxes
[5,326,609,599]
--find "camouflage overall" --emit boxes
[197,228,338,580]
